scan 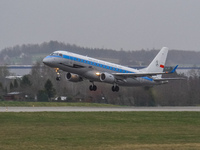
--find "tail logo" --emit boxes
[156,60,159,66]
[156,60,164,68]
[160,64,164,68]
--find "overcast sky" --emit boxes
[1,0,200,51]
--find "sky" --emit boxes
[1,0,200,51]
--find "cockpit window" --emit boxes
[50,53,57,56]
[50,53,62,57]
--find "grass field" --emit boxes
[0,101,116,107]
[0,112,200,150]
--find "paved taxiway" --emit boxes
[0,106,200,112]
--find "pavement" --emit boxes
[0,106,200,112]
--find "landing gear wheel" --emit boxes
[93,85,97,91]
[89,85,97,91]
[112,86,115,92]
[112,85,119,92]
[115,86,119,92]
[56,77,61,81]
[89,85,93,91]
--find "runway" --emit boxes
[0,106,200,112]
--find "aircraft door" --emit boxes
[67,56,74,67]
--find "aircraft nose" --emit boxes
[43,56,56,67]
[43,57,50,65]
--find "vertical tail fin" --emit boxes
[140,47,169,74]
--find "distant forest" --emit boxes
[0,41,200,66]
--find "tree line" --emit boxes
[0,63,200,106]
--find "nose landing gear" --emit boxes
[55,68,61,81]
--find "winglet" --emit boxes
[170,65,178,73]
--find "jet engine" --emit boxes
[65,73,83,82]
[100,72,115,83]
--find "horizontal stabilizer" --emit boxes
[154,77,185,81]
[169,65,178,73]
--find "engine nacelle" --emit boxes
[100,72,115,83]
[65,73,83,82]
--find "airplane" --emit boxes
[43,47,180,92]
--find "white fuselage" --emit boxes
[43,50,159,87]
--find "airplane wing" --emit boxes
[153,77,185,81]
[113,72,167,78]
[112,65,179,78]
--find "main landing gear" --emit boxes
[55,68,61,81]
[89,82,97,91]
[112,85,119,92]
[89,82,119,92]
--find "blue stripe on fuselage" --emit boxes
[45,54,153,82]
